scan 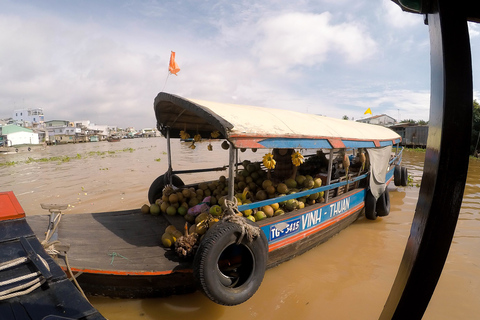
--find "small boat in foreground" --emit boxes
[0,191,104,320]
[27,92,407,306]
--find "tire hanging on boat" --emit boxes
[147,174,184,204]
[376,188,391,217]
[400,166,408,187]
[394,165,402,186]
[364,189,378,220]
[193,219,268,306]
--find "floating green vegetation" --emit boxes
[0,161,16,167]
[1,147,137,167]
[99,167,109,170]
[88,151,106,156]
[154,158,161,162]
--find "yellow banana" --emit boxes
[291,151,304,167]
[262,153,276,170]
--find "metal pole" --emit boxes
[325,149,334,203]
[166,127,173,184]
[227,142,236,201]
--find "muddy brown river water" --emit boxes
[1,138,480,319]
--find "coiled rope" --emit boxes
[40,211,89,301]
[223,198,260,244]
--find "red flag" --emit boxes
[169,51,180,75]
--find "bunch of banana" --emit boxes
[359,152,366,171]
[180,130,190,140]
[207,143,213,151]
[343,153,350,178]
[263,153,276,170]
[210,130,220,138]
[194,134,202,142]
[291,151,304,167]
[189,142,196,149]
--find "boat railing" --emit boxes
[237,173,368,212]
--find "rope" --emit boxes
[0,271,41,287]
[64,253,88,301]
[39,208,90,302]
[0,277,45,301]
[0,257,28,271]
[223,198,260,244]
[0,254,50,301]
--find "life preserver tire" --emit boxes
[376,189,390,217]
[400,166,408,187]
[147,174,184,204]
[193,219,268,306]
[394,165,402,186]
[365,189,377,220]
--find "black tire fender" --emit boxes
[365,189,377,220]
[193,219,268,306]
[147,174,184,204]
[394,165,402,186]
[400,166,408,187]
[376,188,391,217]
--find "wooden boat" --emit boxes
[26,92,407,306]
[0,191,105,319]
[107,135,121,142]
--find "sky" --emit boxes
[1,0,480,130]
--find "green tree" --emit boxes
[342,115,349,120]
[471,100,480,155]
[400,119,416,124]
[418,120,428,125]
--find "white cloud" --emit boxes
[469,22,480,38]
[253,12,377,72]
[382,1,423,29]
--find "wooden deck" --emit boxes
[27,210,196,298]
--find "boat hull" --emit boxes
[0,191,104,319]
[26,181,391,299]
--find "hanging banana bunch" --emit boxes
[263,153,276,180]
[290,150,304,179]
[359,152,366,172]
[189,142,196,149]
[291,151,304,167]
[180,130,190,140]
[210,131,220,138]
[207,143,213,151]
[194,134,202,142]
[343,153,350,178]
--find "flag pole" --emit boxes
[161,71,170,92]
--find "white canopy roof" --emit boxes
[154,92,401,149]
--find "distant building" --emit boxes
[0,124,39,146]
[13,108,45,128]
[73,120,109,141]
[141,128,159,137]
[390,124,428,148]
[44,120,80,144]
[356,114,397,126]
